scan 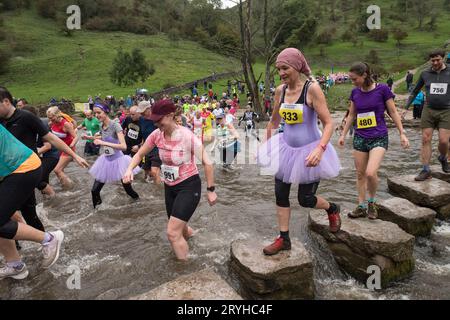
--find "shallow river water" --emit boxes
[1,117,449,300]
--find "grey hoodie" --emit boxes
[406,64,450,110]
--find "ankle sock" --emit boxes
[280,231,290,240]
[368,198,375,204]
[41,232,53,245]
[7,261,24,269]
[423,165,431,172]
[326,203,338,214]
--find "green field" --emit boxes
[0,10,240,104]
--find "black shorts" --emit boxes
[142,148,162,170]
[164,175,201,222]
[0,168,42,238]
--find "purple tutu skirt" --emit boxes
[257,133,341,184]
[89,151,141,184]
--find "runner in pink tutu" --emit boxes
[257,48,342,256]
[89,103,140,208]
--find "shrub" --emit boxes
[317,29,334,44]
[368,29,389,42]
[341,29,356,42]
[365,49,380,65]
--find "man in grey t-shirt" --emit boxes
[405,49,450,179]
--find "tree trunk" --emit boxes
[237,0,262,115]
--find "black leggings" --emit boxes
[91,180,139,207]
[37,157,59,191]
[164,175,201,222]
[0,167,43,239]
[275,178,320,208]
[221,141,238,165]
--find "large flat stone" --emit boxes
[378,197,436,236]
[131,269,242,300]
[308,210,415,287]
[431,165,450,183]
[230,238,314,300]
[387,175,450,209]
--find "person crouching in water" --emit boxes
[89,103,140,208]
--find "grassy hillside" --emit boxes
[0,10,239,104]
[303,0,450,72]
[0,3,448,106]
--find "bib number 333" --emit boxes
[280,103,304,125]
[357,112,377,129]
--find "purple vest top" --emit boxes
[280,81,322,148]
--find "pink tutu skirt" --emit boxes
[89,151,141,184]
[257,133,341,184]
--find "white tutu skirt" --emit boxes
[257,133,341,184]
[89,151,140,184]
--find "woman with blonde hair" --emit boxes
[46,106,78,189]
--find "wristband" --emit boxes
[319,144,327,152]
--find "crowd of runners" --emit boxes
[0,48,449,281]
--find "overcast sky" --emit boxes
[221,0,237,8]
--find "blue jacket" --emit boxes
[413,91,424,105]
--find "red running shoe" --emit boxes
[328,205,342,233]
[263,236,291,256]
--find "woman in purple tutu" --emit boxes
[88,103,139,208]
[258,48,342,256]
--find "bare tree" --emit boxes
[235,0,262,114]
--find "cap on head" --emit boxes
[137,100,151,113]
[149,99,177,122]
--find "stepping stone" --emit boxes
[431,165,450,183]
[387,175,450,210]
[378,197,436,236]
[308,210,415,287]
[131,269,241,300]
[437,203,450,220]
[230,238,314,300]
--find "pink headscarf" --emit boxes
[276,48,311,77]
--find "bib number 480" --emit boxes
[359,118,373,127]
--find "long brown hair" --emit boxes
[349,62,374,87]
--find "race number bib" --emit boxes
[127,129,139,140]
[279,103,304,125]
[103,146,115,157]
[357,112,377,129]
[430,83,448,95]
[161,165,180,183]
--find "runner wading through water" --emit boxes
[123,99,217,261]
[0,125,64,280]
